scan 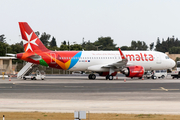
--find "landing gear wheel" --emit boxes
[109,75,113,80]
[151,75,157,80]
[88,74,96,80]
[106,75,113,80]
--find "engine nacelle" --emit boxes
[122,66,144,78]
[98,72,117,76]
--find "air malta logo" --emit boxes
[23,32,38,52]
[126,53,154,61]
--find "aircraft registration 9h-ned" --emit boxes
[13,22,175,80]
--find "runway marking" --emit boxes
[151,87,180,91]
[64,86,84,88]
[160,87,168,91]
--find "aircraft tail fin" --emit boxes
[19,22,49,52]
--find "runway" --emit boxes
[0,75,180,114]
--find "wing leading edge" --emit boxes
[102,48,128,69]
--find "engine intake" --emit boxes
[122,66,144,78]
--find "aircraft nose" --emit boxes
[171,59,176,68]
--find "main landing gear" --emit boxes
[88,74,96,80]
[106,75,113,80]
[88,74,114,80]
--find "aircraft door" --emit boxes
[114,55,117,62]
[50,53,56,64]
[155,53,161,64]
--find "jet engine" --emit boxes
[121,66,144,78]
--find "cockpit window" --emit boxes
[165,56,169,59]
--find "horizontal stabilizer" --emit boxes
[6,53,16,57]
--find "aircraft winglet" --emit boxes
[118,48,126,59]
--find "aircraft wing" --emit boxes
[102,48,128,69]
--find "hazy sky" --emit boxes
[1,0,180,48]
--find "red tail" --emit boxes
[118,48,126,59]
[19,22,49,52]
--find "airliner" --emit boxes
[12,22,175,80]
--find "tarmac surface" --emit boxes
[0,75,180,114]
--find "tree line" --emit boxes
[155,36,180,54]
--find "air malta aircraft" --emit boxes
[14,22,175,80]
